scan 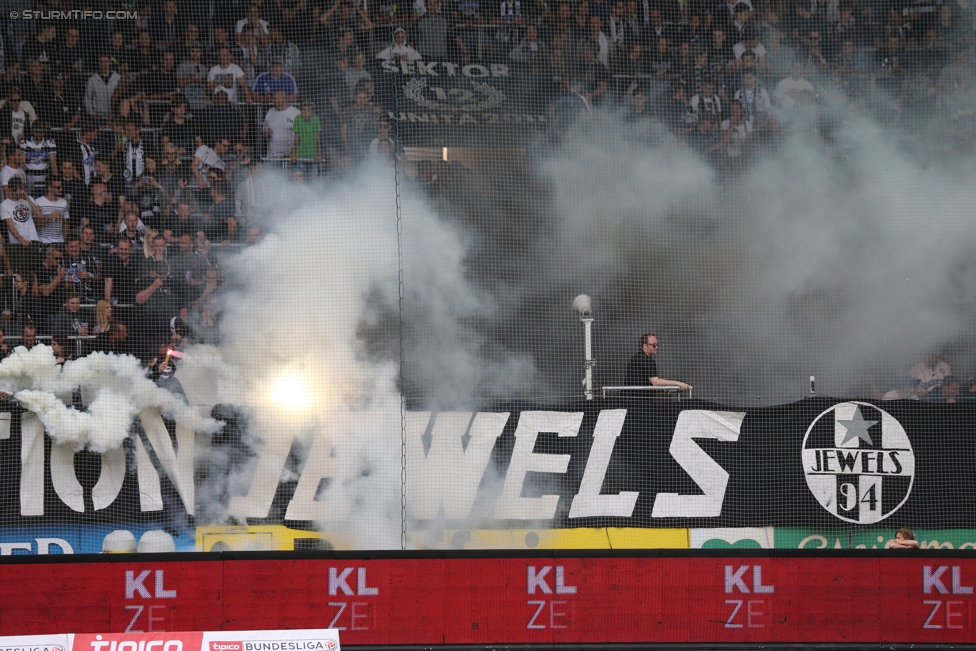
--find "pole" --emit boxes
[582,317,594,400]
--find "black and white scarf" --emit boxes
[609,15,626,45]
[79,141,97,185]
[124,139,144,183]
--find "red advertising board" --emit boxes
[1,555,974,645]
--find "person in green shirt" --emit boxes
[291,100,322,177]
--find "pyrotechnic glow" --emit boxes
[270,373,316,413]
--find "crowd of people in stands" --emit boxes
[0,0,968,365]
[522,0,976,175]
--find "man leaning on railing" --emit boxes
[624,332,691,392]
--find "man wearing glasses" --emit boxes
[624,332,691,392]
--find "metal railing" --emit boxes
[602,385,693,399]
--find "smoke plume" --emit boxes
[0,345,218,453]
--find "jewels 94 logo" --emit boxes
[802,401,915,524]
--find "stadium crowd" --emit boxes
[0,0,969,363]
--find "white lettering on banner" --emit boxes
[923,566,974,594]
[724,600,768,628]
[229,427,297,519]
[357,567,378,596]
[328,567,377,596]
[125,570,177,599]
[724,566,774,594]
[568,409,638,518]
[494,412,583,520]
[50,441,125,512]
[329,568,353,596]
[527,565,577,595]
[6,405,925,524]
[36,538,73,554]
[136,409,196,515]
[385,112,546,126]
[328,602,372,630]
[526,599,572,630]
[923,600,971,629]
[406,411,508,519]
[381,60,510,77]
[20,412,44,515]
[652,410,745,518]
[126,571,151,599]
[0,538,74,554]
[284,433,335,521]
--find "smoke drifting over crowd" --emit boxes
[159,99,976,544]
[199,112,976,420]
[530,113,976,403]
[0,95,953,546]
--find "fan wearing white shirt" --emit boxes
[207,48,252,104]
[236,3,271,47]
[193,140,229,190]
[732,26,768,73]
[34,178,69,244]
[774,60,815,109]
[0,148,27,199]
[1,176,41,272]
[375,28,423,61]
[263,91,301,159]
[20,122,58,196]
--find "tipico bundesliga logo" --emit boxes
[801,402,915,524]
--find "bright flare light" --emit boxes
[270,372,316,413]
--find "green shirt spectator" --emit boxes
[292,103,322,161]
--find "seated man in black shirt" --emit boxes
[623,332,691,391]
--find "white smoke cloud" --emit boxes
[0,345,219,453]
[171,94,976,544]
[175,161,535,546]
[535,108,976,401]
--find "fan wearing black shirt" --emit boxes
[144,50,180,102]
[81,183,120,242]
[623,333,691,391]
[134,241,179,357]
[34,246,66,329]
[22,59,48,109]
[22,25,58,70]
[103,238,143,305]
[39,73,82,135]
[199,177,236,244]
[129,31,159,78]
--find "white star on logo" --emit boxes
[838,407,878,445]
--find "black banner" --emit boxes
[402,398,973,529]
[0,398,972,530]
[374,59,547,144]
